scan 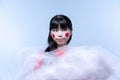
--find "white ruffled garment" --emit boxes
[16,46,120,80]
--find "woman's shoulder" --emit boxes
[17,46,47,61]
[15,47,46,80]
[68,46,102,57]
[70,45,104,51]
[69,45,112,57]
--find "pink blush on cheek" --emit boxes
[65,32,69,37]
[51,34,55,38]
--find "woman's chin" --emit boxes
[57,42,66,47]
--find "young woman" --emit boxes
[45,14,73,52]
[16,15,120,80]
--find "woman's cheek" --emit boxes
[51,33,55,38]
[65,32,69,37]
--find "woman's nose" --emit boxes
[57,31,63,37]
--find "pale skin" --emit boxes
[51,25,72,48]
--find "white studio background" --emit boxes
[0,0,120,80]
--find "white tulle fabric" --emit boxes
[16,46,120,80]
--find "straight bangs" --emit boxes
[50,23,69,30]
[59,24,69,30]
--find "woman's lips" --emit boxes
[57,38,64,42]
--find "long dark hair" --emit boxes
[45,14,73,52]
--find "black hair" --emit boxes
[45,14,73,52]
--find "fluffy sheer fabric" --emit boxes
[16,46,120,80]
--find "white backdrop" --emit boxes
[0,0,120,80]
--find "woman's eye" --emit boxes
[62,28,67,31]
[53,29,58,32]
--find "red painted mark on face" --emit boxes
[51,33,55,38]
[65,32,69,37]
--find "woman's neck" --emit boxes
[57,44,67,48]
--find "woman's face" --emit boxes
[51,26,72,47]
